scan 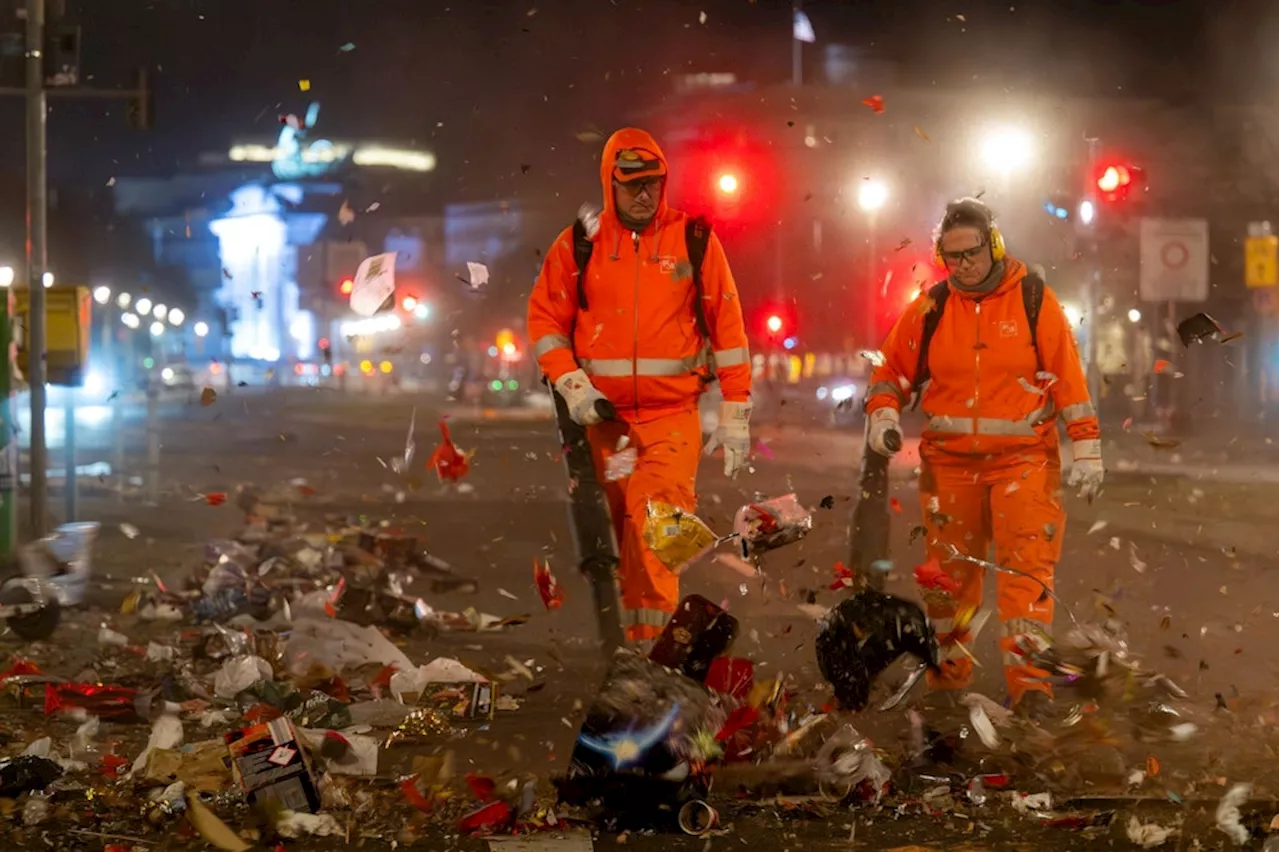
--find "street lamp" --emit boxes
[136,298,152,316]
[0,267,12,288]
[116,292,132,309]
[168,308,185,326]
[93,286,111,305]
[1127,308,1142,323]
[979,128,1035,174]
[194,321,209,338]
[42,272,54,288]
[149,321,165,337]
[856,180,889,213]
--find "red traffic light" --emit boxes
[318,337,331,350]
[1094,162,1143,201]
[339,277,354,296]
[766,314,783,334]
[401,295,418,312]
[717,172,740,195]
[1097,165,1130,193]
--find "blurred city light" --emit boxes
[169,308,185,326]
[413,302,430,320]
[980,128,1035,174]
[93,285,111,305]
[1062,303,1083,327]
[42,272,54,288]
[766,314,783,334]
[194,321,210,338]
[149,321,165,337]
[1128,308,1142,323]
[116,292,132,309]
[136,298,153,316]
[154,304,168,321]
[857,180,889,212]
[717,172,739,195]
[121,312,140,329]
[0,267,12,288]
[1078,200,1096,226]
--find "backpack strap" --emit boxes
[909,272,1047,410]
[685,216,713,340]
[1021,270,1045,371]
[571,218,593,310]
[909,281,950,410]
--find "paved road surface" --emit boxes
[10,389,1277,849]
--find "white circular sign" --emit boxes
[1160,240,1190,270]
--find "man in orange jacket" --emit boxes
[864,198,1103,717]
[527,127,753,646]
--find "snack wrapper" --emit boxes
[642,502,718,572]
[732,494,812,555]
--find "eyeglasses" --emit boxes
[617,177,664,198]
[939,243,988,266]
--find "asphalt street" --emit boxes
[12,388,1278,850]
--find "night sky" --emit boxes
[0,0,1271,193]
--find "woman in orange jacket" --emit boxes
[527,128,753,645]
[864,198,1103,716]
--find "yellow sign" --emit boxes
[13,285,91,387]
[1245,235,1279,288]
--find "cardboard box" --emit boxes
[420,681,496,720]
[224,717,321,814]
[143,739,233,792]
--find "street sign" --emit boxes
[1245,235,1279,288]
[13,285,90,387]
[1139,218,1210,302]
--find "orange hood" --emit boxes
[599,127,670,223]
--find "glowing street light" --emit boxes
[979,127,1035,175]
[116,292,132,309]
[193,321,209,338]
[857,180,889,213]
[0,267,12,288]
[135,298,153,316]
[1127,308,1142,323]
[149,321,165,337]
[93,285,111,305]
[153,303,168,321]
[42,272,54,288]
[121,312,140,329]
[168,308,185,326]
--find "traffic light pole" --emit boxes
[25,0,50,539]
[0,290,16,559]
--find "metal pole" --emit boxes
[791,2,802,86]
[867,213,878,347]
[145,384,159,505]
[1083,136,1102,406]
[112,392,123,504]
[63,389,75,522]
[0,291,16,558]
[25,0,49,537]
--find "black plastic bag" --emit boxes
[815,590,938,712]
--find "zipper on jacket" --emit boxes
[972,301,981,436]
[631,230,641,418]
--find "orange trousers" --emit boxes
[587,407,702,644]
[917,441,1065,704]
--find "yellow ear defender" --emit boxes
[933,198,1006,268]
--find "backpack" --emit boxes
[908,272,1045,410]
[570,215,713,341]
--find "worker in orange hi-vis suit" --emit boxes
[864,198,1103,719]
[526,127,753,646]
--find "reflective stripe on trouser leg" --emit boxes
[1000,616,1053,703]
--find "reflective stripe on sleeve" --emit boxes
[532,333,573,359]
[712,346,750,368]
[866,380,908,403]
[1059,401,1097,424]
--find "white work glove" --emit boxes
[554,369,608,426]
[1067,438,1104,502]
[866,408,902,457]
[705,401,751,479]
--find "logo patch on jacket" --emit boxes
[999,320,1018,338]
[658,255,678,275]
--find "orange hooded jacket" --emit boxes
[527,128,751,423]
[866,258,1100,456]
